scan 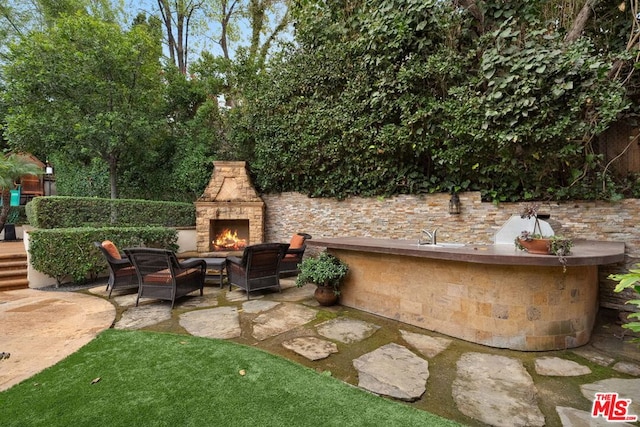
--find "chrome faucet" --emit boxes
[419,228,438,245]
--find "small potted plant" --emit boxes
[295,251,349,306]
[514,203,573,270]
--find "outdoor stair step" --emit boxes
[0,269,28,279]
[0,260,28,269]
[0,278,29,291]
[0,253,27,262]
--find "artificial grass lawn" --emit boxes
[1,329,460,426]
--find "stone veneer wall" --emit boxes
[195,161,264,253]
[262,191,640,311]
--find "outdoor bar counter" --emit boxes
[307,237,625,351]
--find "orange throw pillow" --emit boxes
[289,234,305,249]
[102,240,121,260]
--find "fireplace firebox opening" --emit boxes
[210,219,249,252]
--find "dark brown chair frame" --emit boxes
[226,243,289,300]
[94,241,137,298]
[124,248,207,309]
[279,233,312,277]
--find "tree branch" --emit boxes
[564,0,601,44]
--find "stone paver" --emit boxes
[6,280,639,427]
[352,343,429,402]
[534,356,591,376]
[252,303,317,340]
[452,352,545,427]
[400,329,452,358]
[176,287,221,308]
[179,306,241,339]
[115,304,171,330]
[242,300,279,313]
[556,406,636,427]
[580,378,640,419]
[282,336,338,360]
[270,282,315,302]
[316,317,380,344]
[613,361,640,376]
[572,348,615,367]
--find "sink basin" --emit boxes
[410,243,466,248]
[432,243,466,248]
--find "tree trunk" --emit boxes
[564,0,601,44]
[0,190,10,235]
[109,157,118,200]
[456,0,484,35]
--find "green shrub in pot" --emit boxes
[295,252,349,296]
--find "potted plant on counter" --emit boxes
[295,251,349,306]
[514,203,573,270]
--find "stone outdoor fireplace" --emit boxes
[195,161,265,254]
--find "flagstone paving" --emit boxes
[5,277,638,426]
[452,352,545,427]
[88,278,640,426]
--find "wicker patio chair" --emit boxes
[124,248,206,309]
[226,243,289,300]
[279,233,312,277]
[94,241,137,298]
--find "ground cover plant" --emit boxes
[0,329,460,427]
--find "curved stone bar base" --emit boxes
[308,238,625,351]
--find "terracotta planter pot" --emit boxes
[517,237,551,255]
[314,285,339,306]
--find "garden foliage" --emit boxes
[241,0,630,201]
[28,226,177,285]
[26,196,195,229]
[608,267,640,337]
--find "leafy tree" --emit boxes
[241,0,630,201]
[3,14,165,199]
[0,154,41,233]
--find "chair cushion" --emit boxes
[289,234,306,249]
[115,266,136,277]
[102,240,121,260]
[144,268,201,284]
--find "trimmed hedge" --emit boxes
[26,196,195,229]
[29,227,178,285]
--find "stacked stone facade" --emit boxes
[195,162,264,254]
[262,191,640,311]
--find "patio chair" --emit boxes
[94,241,137,298]
[226,243,289,300]
[279,233,312,277]
[124,248,206,309]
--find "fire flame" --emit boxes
[213,229,247,251]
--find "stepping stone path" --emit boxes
[90,283,640,426]
[400,329,451,358]
[316,317,380,343]
[452,352,545,427]
[282,337,338,360]
[242,300,279,313]
[353,343,429,401]
[572,348,615,367]
[180,306,241,339]
[556,406,636,427]
[613,361,640,376]
[534,356,591,376]
[115,304,171,330]
[252,303,317,340]
[581,378,640,419]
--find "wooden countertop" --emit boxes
[308,237,625,267]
